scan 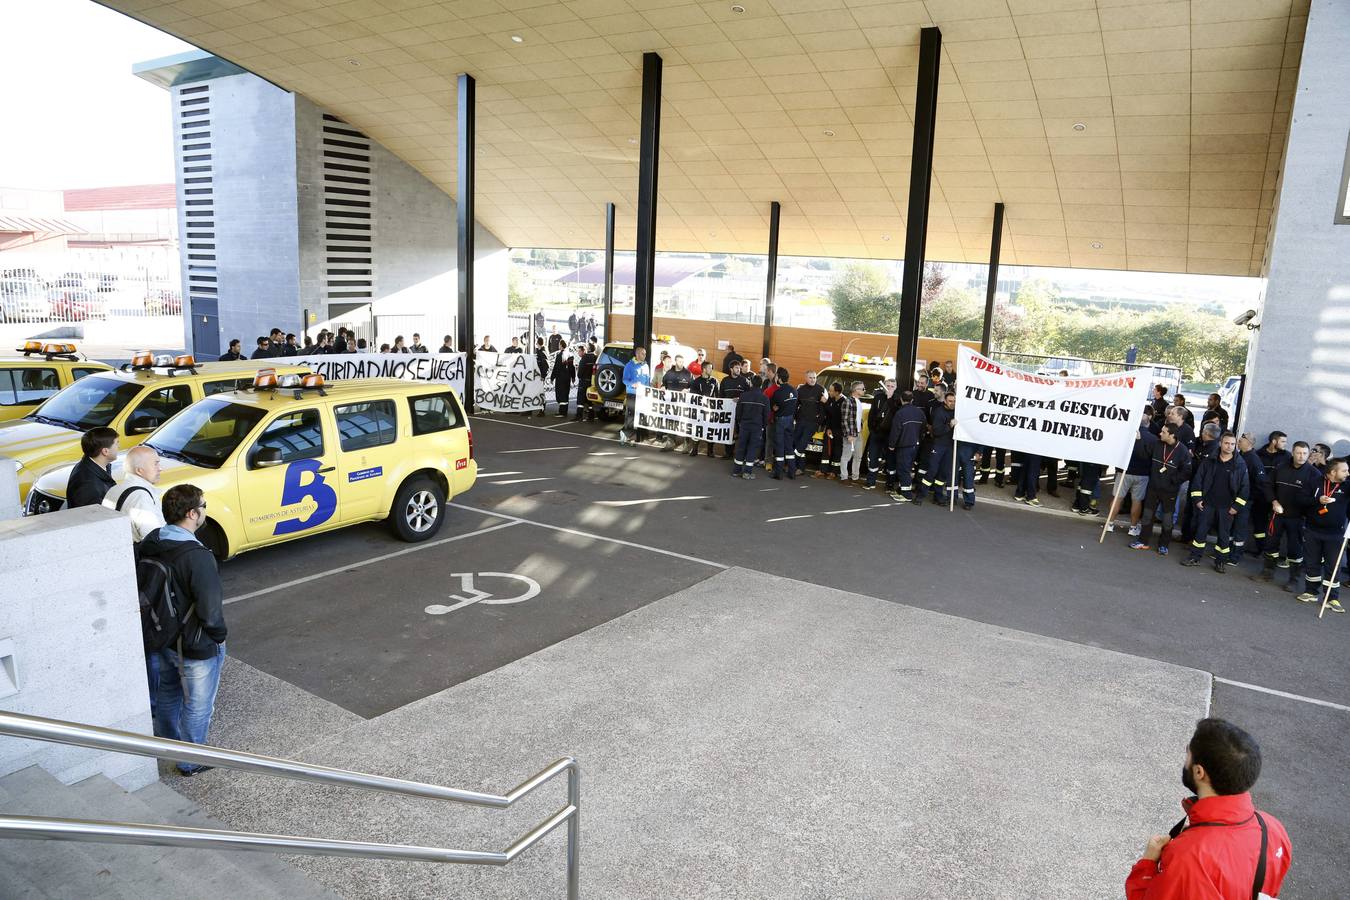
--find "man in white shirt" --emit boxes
[102,445,165,542]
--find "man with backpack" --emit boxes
[136,484,226,776]
[102,446,164,542]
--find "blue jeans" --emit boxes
[154,642,226,771]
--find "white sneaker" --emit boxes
[1128,524,1142,537]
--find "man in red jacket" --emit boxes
[1127,718,1291,899]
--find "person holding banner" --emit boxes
[660,355,694,452]
[619,346,651,446]
[1182,433,1250,573]
[1132,422,1193,555]
[688,365,720,458]
[926,392,957,505]
[1296,456,1347,612]
[732,376,769,480]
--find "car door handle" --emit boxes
[319,466,335,473]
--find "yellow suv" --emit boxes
[28,372,477,560]
[0,342,111,423]
[803,355,895,462]
[3,353,308,502]
[586,336,718,418]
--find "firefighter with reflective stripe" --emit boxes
[886,391,926,502]
[816,382,845,479]
[1182,432,1250,573]
[927,392,956,505]
[1296,456,1348,611]
[793,371,826,474]
[1253,440,1320,587]
[731,375,768,479]
[1251,430,1291,557]
[1230,433,1267,563]
[769,368,798,479]
[863,378,897,489]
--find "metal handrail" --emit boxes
[0,710,579,897]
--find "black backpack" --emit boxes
[134,541,199,654]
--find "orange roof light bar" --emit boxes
[131,351,155,368]
[253,368,278,390]
[173,354,195,368]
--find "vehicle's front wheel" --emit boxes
[390,476,446,542]
[198,519,229,562]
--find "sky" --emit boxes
[0,0,193,191]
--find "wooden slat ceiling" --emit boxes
[107,0,1309,275]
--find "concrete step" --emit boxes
[133,778,340,898]
[0,768,138,900]
[0,767,335,899]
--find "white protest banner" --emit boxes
[292,352,466,397]
[952,345,1151,470]
[635,384,737,444]
[473,350,546,412]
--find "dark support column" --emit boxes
[633,51,662,357]
[456,72,475,404]
[979,202,1005,357]
[762,201,781,362]
[603,202,615,342]
[896,26,941,390]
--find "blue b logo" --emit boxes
[273,459,337,535]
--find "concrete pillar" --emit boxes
[0,507,156,790]
[1241,0,1350,451]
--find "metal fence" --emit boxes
[0,252,181,326]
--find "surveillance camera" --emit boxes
[1233,309,1257,326]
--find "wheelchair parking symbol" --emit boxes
[424,572,542,615]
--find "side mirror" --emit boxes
[127,412,163,434]
[252,447,284,469]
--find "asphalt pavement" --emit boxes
[214,412,1348,898]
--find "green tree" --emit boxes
[507,266,534,312]
[919,285,983,340]
[827,262,892,332]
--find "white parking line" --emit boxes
[498,445,579,454]
[594,495,710,507]
[1214,677,1350,714]
[766,515,814,523]
[823,507,875,515]
[474,471,523,478]
[223,521,520,605]
[488,477,552,485]
[449,501,727,570]
[588,452,618,456]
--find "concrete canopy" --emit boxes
[105,0,1308,276]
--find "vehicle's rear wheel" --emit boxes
[198,519,229,562]
[390,476,446,542]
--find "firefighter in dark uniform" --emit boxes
[1254,440,1319,588]
[911,374,935,488]
[717,360,751,461]
[1232,433,1268,562]
[863,379,897,490]
[1182,432,1250,573]
[792,371,826,475]
[769,367,797,479]
[1251,430,1291,556]
[687,365,719,458]
[927,392,956,505]
[1297,455,1347,612]
[887,391,926,502]
[575,342,598,421]
[732,375,768,479]
[817,382,845,479]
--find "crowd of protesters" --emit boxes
[510,342,1346,611]
[216,326,463,360]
